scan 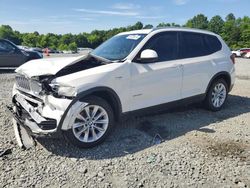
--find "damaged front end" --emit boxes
[6,75,73,149]
[6,54,111,149]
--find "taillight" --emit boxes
[230,54,235,64]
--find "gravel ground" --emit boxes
[0,58,249,188]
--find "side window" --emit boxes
[179,32,209,59]
[204,35,222,54]
[140,32,178,62]
[0,41,16,54]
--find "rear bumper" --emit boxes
[229,66,236,92]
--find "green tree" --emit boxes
[47,33,59,49]
[22,32,39,47]
[39,34,50,48]
[171,23,180,27]
[157,22,171,28]
[208,15,224,34]
[239,16,250,47]
[226,13,236,21]
[59,33,74,45]
[68,42,77,52]
[185,14,209,29]
[0,25,20,44]
[143,24,154,29]
[129,22,143,30]
[1,16,250,51]
[222,15,240,48]
[58,43,68,51]
[87,33,102,48]
[76,33,89,47]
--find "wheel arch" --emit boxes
[78,87,122,122]
[58,87,122,130]
[205,71,231,94]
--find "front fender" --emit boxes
[59,86,122,130]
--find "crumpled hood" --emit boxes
[15,55,87,78]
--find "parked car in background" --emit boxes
[29,47,43,53]
[77,47,93,53]
[244,52,250,58]
[0,39,43,68]
[42,48,60,54]
[231,49,241,57]
[8,28,235,149]
[62,50,75,54]
[232,48,250,57]
[239,48,250,56]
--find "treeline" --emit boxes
[0,13,249,51]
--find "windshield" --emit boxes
[91,34,146,61]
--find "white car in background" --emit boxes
[8,27,235,149]
[231,49,241,57]
[244,52,250,58]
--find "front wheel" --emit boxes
[63,96,115,148]
[204,79,228,111]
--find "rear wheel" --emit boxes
[204,79,228,111]
[63,96,115,148]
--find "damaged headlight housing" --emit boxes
[49,83,77,97]
[30,80,43,95]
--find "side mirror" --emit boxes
[139,49,158,63]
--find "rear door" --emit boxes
[178,32,221,98]
[0,40,26,68]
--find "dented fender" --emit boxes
[60,100,88,130]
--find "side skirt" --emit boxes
[121,94,206,119]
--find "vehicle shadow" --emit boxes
[37,94,250,159]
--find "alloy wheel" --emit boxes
[72,105,109,143]
[211,83,227,108]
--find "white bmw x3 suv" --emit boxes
[9,27,235,148]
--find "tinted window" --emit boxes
[204,35,222,54]
[140,32,178,62]
[0,41,16,54]
[179,32,208,58]
[179,32,222,59]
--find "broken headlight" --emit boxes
[30,80,43,95]
[49,83,76,97]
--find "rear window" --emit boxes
[179,32,222,59]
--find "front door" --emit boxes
[129,32,183,111]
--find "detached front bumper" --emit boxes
[7,90,72,148]
[10,93,58,135]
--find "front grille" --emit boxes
[16,75,31,91]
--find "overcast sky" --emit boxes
[0,0,249,34]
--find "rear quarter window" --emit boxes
[204,35,222,54]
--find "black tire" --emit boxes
[204,79,228,111]
[63,96,115,148]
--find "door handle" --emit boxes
[115,76,123,79]
[170,64,182,68]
